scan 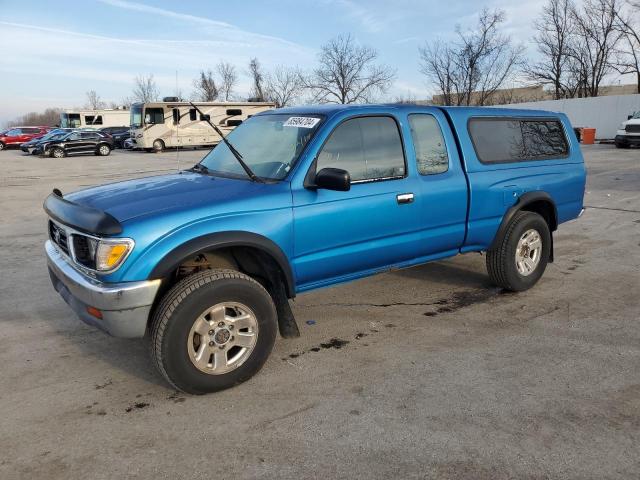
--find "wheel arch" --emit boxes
[148,231,296,299]
[490,191,558,260]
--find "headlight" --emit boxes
[72,236,134,272]
[619,123,626,130]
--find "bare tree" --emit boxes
[85,90,105,110]
[305,34,395,104]
[265,66,304,107]
[419,9,523,106]
[192,70,218,101]
[526,0,576,99]
[614,1,640,92]
[248,58,266,101]
[217,61,238,101]
[569,0,622,97]
[420,40,457,106]
[5,108,62,128]
[132,74,159,103]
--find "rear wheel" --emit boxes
[152,139,165,152]
[486,211,551,292]
[51,147,65,158]
[0,142,5,151]
[97,144,111,156]
[150,269,278,394]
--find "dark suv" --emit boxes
[44,131,114,158]
[99,126,130,148]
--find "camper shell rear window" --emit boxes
[468,117,569,164]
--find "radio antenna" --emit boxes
[175,69,180,172]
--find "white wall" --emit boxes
[497,94,640,139]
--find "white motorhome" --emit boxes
[129,101,276,151]
[59,109,129,129]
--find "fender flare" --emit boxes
[490,191,558,254]
[148,231,296,298]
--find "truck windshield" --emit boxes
[130,104,143,128]
[199,114,323,181]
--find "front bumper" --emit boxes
[615,135,640,145]
[45,240,161,338]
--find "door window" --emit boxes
[317,116,405,182]
[408,114,449,175]
[6,128,21,136]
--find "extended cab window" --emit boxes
[145,108,165,125]
[409,114,449,175]
[469,118,568,163]
[317,116,405,182]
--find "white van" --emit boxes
[129,101,275,151]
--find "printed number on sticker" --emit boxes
[283,117,320,128]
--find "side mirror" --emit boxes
[628,115,633,120]
[315,168,351,191]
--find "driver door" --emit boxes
[292,115,422,289]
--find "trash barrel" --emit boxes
[581,128,596,144]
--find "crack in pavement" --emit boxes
[584,205,640,214]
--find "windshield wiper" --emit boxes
[189,102,264,183]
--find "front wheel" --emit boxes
[0,142,5,151]
[150,269,278,394]
[486,211,551,292]
[50,147,65,158]
[152,139,165,152]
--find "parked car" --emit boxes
[43,104,586,394]
[615,111,640,148]
[0,126,50,150]
[99,126,130,148]
[43,131,114,158]
[21,128,75,154]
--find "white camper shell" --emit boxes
[129,101,275,151]
[60,109,130,129]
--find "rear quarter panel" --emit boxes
[445,108,586,251]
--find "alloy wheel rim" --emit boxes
[100,145,109,155]
[515,228,542,276]
[187,302,259,375]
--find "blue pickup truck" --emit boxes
[44,104,586,394]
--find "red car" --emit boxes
[0,126,51,150]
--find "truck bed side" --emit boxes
[440,107,586,253]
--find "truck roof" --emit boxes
[270,104,561,119]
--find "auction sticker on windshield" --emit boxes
[283,117,321,128]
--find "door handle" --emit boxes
[396,193,414,204]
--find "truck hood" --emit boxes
[65,172,269,223]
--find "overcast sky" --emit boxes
[0,0,624,124]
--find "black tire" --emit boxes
[615,142,629,149]
[150,269,278,394]
[152,139,165,152]
[0,142,5,151]
[486,211,551,292]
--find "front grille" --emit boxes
[625,124,640,133]
[49,221,70,257]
